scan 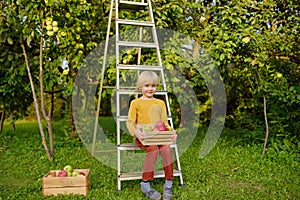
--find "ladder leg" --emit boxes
[92,0,115,157]
[173,144,184,187]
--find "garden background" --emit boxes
[0,0,299,199]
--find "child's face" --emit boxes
[141,82,157,98]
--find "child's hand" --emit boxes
[171,131,177,141]
[135,129,145,141]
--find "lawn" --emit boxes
[0,119,299,199]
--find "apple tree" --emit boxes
[0,0,109,159]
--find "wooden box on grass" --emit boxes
[42,169,90,196]
[140,131,176,145]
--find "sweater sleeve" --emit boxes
[126,100,137,136]
[160,101,168,125]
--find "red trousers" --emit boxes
[135,138,174,181]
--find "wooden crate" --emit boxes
[42,169,90,196]
[140,131,176,145]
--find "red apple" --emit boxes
[157,126,167,131]
[78,171,86,176]
[57,170,68,177]
[156,121,167,131]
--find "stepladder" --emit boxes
[92,0,184,191]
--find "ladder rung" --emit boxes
[118,142,177,150]
[117,90,167,95]
[119,1,148,11]
[118,64,162,70]
[93,149,117,153]
[117,19,154,27]
[118,143,140,150]
[117,41,159,48]
[119,169,181,181]
[118,116,173,122]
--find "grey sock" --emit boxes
[165,180,173,188]
[141,180,151,192]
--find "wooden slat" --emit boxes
[42,186,89,196]
[119,169,181,181]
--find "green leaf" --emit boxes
[26,35,32,48]
[7,37,13,45]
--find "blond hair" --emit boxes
[136,71,159,89]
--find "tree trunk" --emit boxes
[38,35,54,155]
[254,69,270,158]
[0,105,5,133]
[21,43,51,160]
[10,121,15,131]
[261,94,269,157]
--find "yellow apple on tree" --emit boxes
[52,21,58,27]
[242,36,250,43]
[53,26,59,32]
[47,31,54,37]
[46,25,53,31]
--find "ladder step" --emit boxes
[117,41,159,48]
[119,0,148,11]
[119,169,182,181]
[117,90,167,95]
[118,142,177,150]
[118,143,140,150]
[117,19,154,27]
[118,116,173,122]
[118,64,162,70]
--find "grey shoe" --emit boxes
[163,187,172,200]
[143,188,161,200]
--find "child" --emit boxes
[126,71,176,200]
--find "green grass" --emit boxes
[0,119,299,199]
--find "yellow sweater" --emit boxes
[126,98,168,136]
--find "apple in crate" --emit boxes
[78,171,86,176]
[63,165,73,173]
[156,121,167,131]
[143,125,152,131]
[57,170,68,177]
[72,171,79,177]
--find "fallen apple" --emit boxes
[57,170,68,177]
